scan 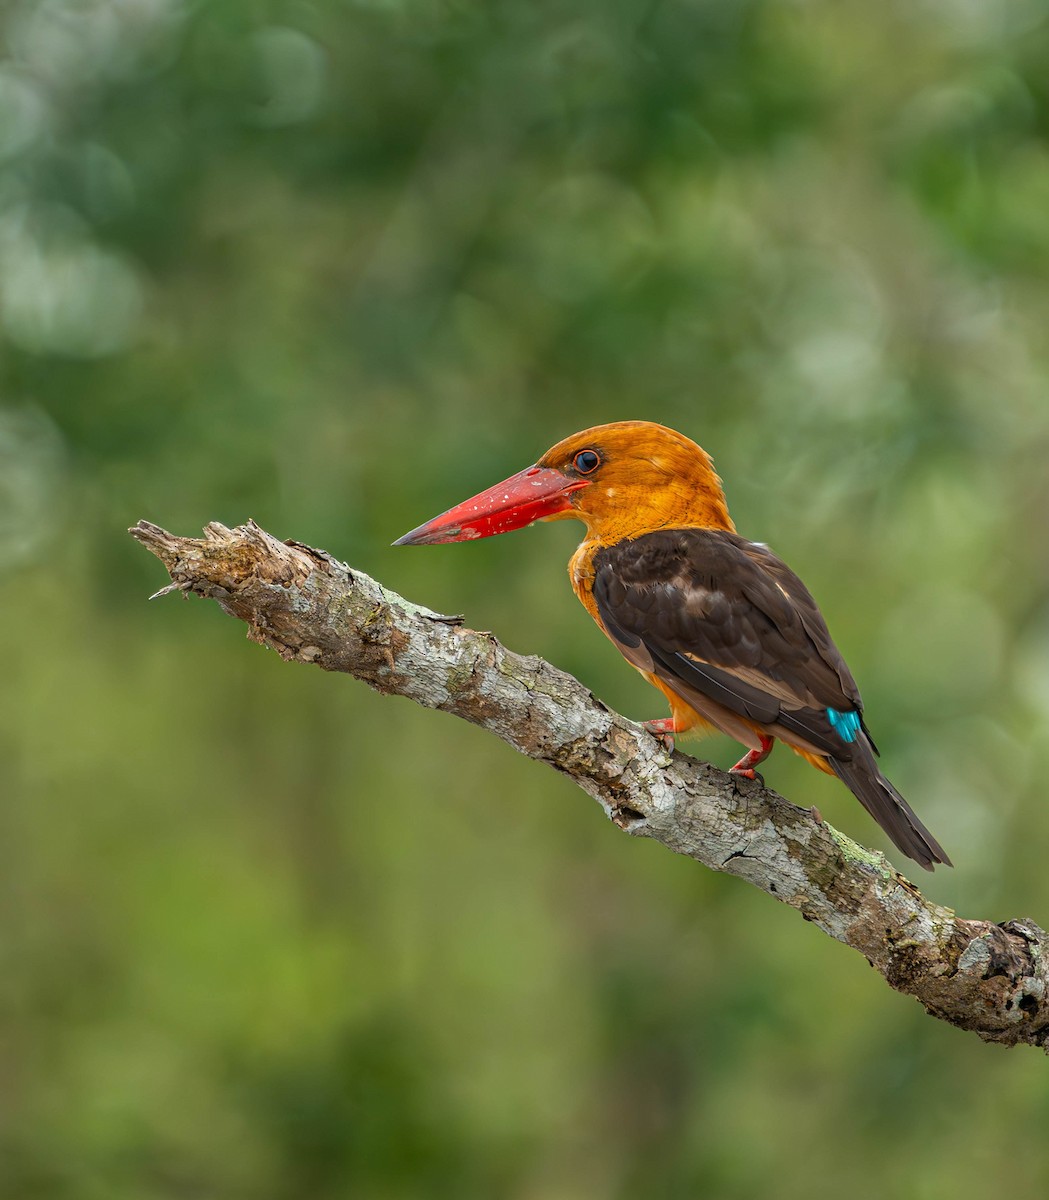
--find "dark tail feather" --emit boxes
[830,741,952,871]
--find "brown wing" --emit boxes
[591,529,868,760]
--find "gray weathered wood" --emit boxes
[129,518,1049,1053]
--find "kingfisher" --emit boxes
[394,421,950,871]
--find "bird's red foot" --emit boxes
[729,736,775,779]
[643,717,681,753]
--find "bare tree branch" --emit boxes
[129,518,1049,1053]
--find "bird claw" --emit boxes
[728,736,774,780]
[642,718,677,754]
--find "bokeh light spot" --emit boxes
[0,404,66,571]
[249,27,327,127]
[0,219,144,358]
[0,67,49,163]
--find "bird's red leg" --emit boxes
[729,736,775,780]
[643,716,684,753]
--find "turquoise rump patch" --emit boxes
[826,707,861,742]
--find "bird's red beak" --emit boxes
[393,466,589,546]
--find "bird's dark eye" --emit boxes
[573,450,601,474]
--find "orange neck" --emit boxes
[572,469,735,546]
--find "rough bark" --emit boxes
[129,518,1049,1053]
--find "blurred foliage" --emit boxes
[2,0,1049,1197]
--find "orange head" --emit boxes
[393,421,734,547]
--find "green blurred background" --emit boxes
[3,0,1049,1196]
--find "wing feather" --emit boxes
[592,529,862,759]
